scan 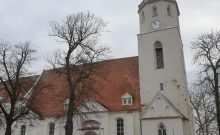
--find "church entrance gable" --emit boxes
[77,98,108,113]
[141,92,186,119]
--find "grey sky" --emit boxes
[0,0,220,82]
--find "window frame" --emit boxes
[141,12,145,24]
[158,122,167,135]
[154,41,164,69]
[20,125,26,135]
[167,5,172,16]
[116,118,124,135]
[123,98,132,105]
[121,93,133,105]
[160,83,164,91]
[49,122,55,135]
[152,5,158,17]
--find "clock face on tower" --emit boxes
[151,20,161,30]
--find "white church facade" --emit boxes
[0,0,195,135]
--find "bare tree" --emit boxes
[0,40,36,135]
[48,12,110,135]
[189,80,217,135]
[191,30,220,134]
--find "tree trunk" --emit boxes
[65,92,74,135]
[201,126,205,135]
[65,55,75,135]
[214,72,220,135]
[205,121,209,135]
[65,114,73,135]
[215,92,220,135]
[5,125,12,135]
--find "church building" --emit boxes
[0,0,195,135]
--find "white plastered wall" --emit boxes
[142,118,184,135]
[2,110,140,135]
[139,1,180,34]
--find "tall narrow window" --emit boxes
[20,125,26,135]
[152,6,158,17]
[117,118,124,135]
[155,41,164,69]
[158,122,166,135]
[167,5,172,16]
[217,68,220,88]
[49,122,55,135]
[141,12,145,24]
[160,83,164,91]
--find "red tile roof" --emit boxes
[0,75,39,101]
[30,56,140,117]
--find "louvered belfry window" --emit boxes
[167,5,172,16]
[155,41,164,69]
[152,6,158,17]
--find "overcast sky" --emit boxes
[0,0,220,83]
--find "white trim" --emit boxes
[122,93,133,105]
[141,91,187,119]
[24,70,45,100]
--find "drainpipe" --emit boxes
[139,108,143,135]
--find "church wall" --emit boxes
[2,110,140,135]
[107,111,140,135]
[141,118,184,135]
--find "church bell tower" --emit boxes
[138,0,195,135]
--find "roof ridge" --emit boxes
[41,56,139,73]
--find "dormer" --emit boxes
[121,93,133,105]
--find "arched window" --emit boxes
[155,41,164,69]
[82,120,100,135]
[117,118,124,135]
[158,122,166,135]
[167,5,172,16]
[160,83,164,91]
[20,125,26,135]
[82,120,100,130]
[152,6,158,17]
[141,12,145,23]
[49,122,55,135]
